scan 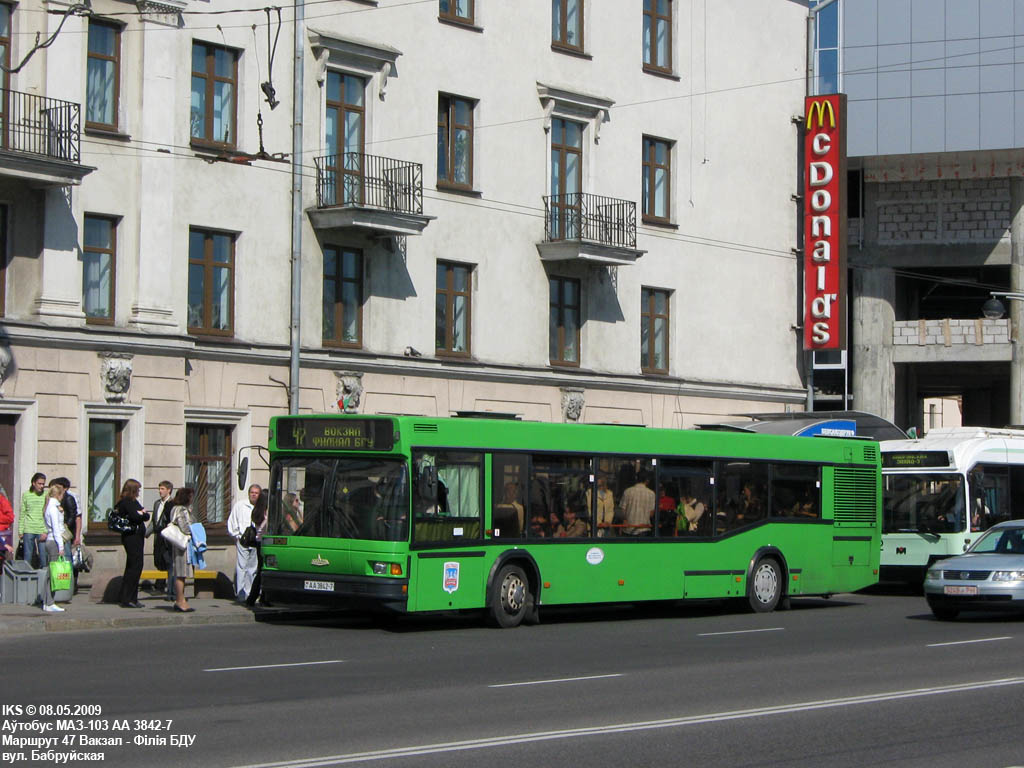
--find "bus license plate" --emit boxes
[304,580,334,592]
[944,585,978,596]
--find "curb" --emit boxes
[0,609,256,636]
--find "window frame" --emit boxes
[437,93,475,191]
[82,214,117,325]
[322,245,363,349]
[641,135,672,224]
[642,0,673,75]
[0,4,12,150]
[85,18,121,132]
[435,260,472,357]
[551,0,584,54]
[438,0,474,26]
[549,275,581,368]
[640,286,670,375]
[187,227,236,337]
[190,40,239,150]
[185,423,233,531]
[87,419,122,530]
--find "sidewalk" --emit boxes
[0,581,257,636]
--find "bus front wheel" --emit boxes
[748,558,782,613]
[488,564,531,628]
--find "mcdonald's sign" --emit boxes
[803,93,847,351]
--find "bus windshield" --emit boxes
[268,457,409,541]
[883,473,964,534]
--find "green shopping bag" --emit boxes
[49,557,72,592]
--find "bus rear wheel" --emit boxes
[748,558,782,613]
[488,564,530,628]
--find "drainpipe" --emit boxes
[289,0,305,416]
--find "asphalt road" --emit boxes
[4,589,1024,768]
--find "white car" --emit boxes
[924,520,1024,620]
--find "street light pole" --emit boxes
[289,0,305,417]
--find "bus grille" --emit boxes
[413,423,438,433]
[862,445,879,464]
[832,467,878,525]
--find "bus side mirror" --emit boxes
[237,457,249,491]
[417,466,437,502]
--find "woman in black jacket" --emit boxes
[115,479,150,608]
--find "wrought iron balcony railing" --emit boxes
[315,152,423,214]
[0,89,81,163]
[543,192,637,249]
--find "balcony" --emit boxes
[0,89,93,187]
[537,193,645,265]
[891,318,1011,363]
[309,152,434,238]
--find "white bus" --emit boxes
[881,427,1024,582]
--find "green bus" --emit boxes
[258,413,881,627]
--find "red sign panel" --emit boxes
[803,93,846,351]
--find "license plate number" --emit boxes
[304,580,334,592]
[944,585,978,596]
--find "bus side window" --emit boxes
[413,451,483,543]
[492,454,528,539]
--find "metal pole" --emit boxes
[289,0,304,416]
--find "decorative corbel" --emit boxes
[378,61,392,101]
[315,47,331,87]
[594,108,608,144]
[541,98,555,134]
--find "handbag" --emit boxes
[49,557,72,592]
[107,509,133,534]
[239,524,258,548]
[160,523,190,552]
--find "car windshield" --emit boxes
[883,473,965,533]
[967,526,1024,555]
[268,457,409,541]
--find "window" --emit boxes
[549,117,583,240]
[606,457,657,537]
[549,275,580,366]
[87,420,122,527]
[0,5,11,146]
[812,0,839,94]
[717,461,770,535]
[439,0,473,25]
[185,424,232,526]
[188,228,234,335]
[437,94,474,189]
[190,41,237,148]
[659,459,714,537]
[771,464,819,519]
[0,205,7,316]
[86,20,120,130]
[642,136,671,222]
[552,0,583,52]
[529,455,591,539]
[492,454,528,539]
[322,246,362,347]
[640,287,669,374]
[325,72,365,206]
[435,261,471,356]
[642,0,672,73]
[83,215,116,324]
[412,450,483,544]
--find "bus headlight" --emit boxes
[992,571,1024,581]
[372,562,387,575]
[371,561,402,576]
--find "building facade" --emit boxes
[1,0,808,573]
[812,0,1024,432]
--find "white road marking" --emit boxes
[927,636,1012,648]
[204,660,345,672]
[488,673,623,688]
[698,627,784,637]
[227,676,1024,768]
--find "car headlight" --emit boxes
[924,567,941,581]
[991,571,1024,581]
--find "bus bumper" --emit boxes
[261,571,409,612]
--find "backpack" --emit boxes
[107,508,133,534]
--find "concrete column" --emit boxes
[1009,178,1024,425]
[851,265,896,420]
[129,9,180,331]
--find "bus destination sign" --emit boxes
[276,419,395,451]
[881,451,950,469]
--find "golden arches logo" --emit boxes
[805,99,836,130]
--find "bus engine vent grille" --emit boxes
[862,445,879,464]
[413,423,438,433]
[832,467,878,526]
